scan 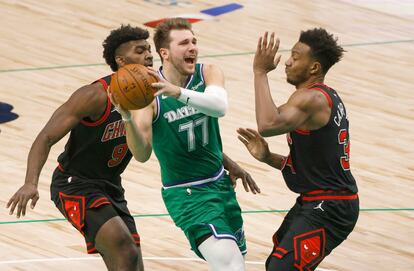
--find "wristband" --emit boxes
[122,114,132,122]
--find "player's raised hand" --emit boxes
[7,184,39,218]
[237,128,271,163]
[253,32,281,74]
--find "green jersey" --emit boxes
[153,64,224,187]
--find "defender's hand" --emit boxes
[7,184,39,218]
[237,128,271,163]
[253,32,281,74]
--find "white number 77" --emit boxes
[179,116,209,152]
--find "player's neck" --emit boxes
[296,75,325,90]
[162,62,188,87]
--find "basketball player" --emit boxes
[110,18,260,271]
[237,29,359,270]
[6,25,153,271]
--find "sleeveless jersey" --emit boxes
[152,64,224,187]
[281,83,358,193]
[56,75,132,183]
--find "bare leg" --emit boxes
[95,216,144,271]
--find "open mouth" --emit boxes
[184,56,196,65]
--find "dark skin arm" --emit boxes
[222,153,261,194]
[253,32,330,136]
[7,82,107,218]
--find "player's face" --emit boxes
[167,29,198,75]
[122,40,154,67]
[284,42,314,87]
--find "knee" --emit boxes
[199,237,245,271]
[117,235,139,260]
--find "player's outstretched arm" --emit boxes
[6,83,106,218]
[253,32,282,136]
[223,153,260,194]
[237,128,286,170]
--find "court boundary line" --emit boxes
[0,39,413,73]
[1,208,413,225]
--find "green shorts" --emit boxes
[161,174,246,259]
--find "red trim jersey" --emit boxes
[281,83,358,193]
[56,75,132,183]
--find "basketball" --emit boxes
[110,64,158,110]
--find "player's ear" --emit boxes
[159,48,169,61]
[310,61,322,75]
[115,56,126,68]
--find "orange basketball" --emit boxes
[110,64,158,110]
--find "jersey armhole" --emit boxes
[153,96,161,123]
[80,79,112,127]
[309,87,332,108]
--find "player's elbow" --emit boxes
[131,147,152,163]
[212,100,228,117]
[257,120,290,137]
[134,153,151,163]
[257,125,274,137]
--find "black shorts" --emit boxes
[267,190,359,271]
[50,168,140,254]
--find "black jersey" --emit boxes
[56,75,132,183]
[281,83,358,194]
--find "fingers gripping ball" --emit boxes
[110,64,158,109]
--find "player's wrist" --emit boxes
[178,88,190,104]
[121,112,132,122]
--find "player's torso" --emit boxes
[57,75,132,182]
[282,83,357,193]
[153,64,223,187]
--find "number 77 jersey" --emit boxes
[281,83,358,194]
[152,64,224,188]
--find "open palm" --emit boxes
[237,128,270,162]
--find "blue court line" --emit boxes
[0,39,412,74]
[1,208,413,225]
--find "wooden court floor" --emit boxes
[0,0,413,270]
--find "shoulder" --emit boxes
[200,63,224,86]
[289,88,330,113]
[68,82,108,116]
[202,63,223,75]
[73,82,106,103]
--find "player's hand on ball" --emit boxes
[147,68,181,98]
[107,86,131,120]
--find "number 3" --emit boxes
[338,129,350,170]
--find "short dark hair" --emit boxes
[153,18,193,59]
[299,28,344,74]
[102,25,149,71]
